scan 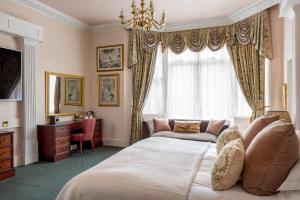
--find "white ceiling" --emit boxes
[37,0,262,26]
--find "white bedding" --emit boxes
[56,137,300,200]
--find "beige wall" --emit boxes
[90,28,131,147]
[0,0,91,165]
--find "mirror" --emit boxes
[45,72,85,116]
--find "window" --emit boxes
[143,46,252,121]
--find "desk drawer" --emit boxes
[56,145,70,155]
[0,160,11,172]
[0,135,11,147]
[55,126,71,138]
[0,147,11,160]
[56,137,70,146]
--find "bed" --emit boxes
[56,136,300,200]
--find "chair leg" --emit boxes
[91,140,95,152]
[80,141,82,157]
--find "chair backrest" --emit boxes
[83,118,96,140]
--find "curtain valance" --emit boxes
[129,9,272,68]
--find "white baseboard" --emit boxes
[102,138,129,147]
[23,140,39,165]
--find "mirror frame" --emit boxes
[45,71,85,117]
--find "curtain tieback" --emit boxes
[132,107,143,115]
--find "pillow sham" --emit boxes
[206,120,226,136]
[173,120,201,133]
[216,127,242,155]
[278,155,300,191]
[212,138,245,191]
[153,118,171,132]
[242,120,299,196]
[243,115,279,149]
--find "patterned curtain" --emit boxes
[227,43,265,120]
[227,10,272,120]
[129,30,158,144]
[128,9,273,142]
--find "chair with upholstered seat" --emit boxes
[71,118,96,156]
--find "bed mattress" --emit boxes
[56,137,300,200]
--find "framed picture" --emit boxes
[96,44,124,71]
[98,74,120,107]
[64,76,84,106]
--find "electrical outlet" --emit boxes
[2,121,9,128]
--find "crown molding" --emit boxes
[229,0,279,23]
[12,0,90,31]
[12,0,279,33]
[280,0,300,17]
[165,17,231,32]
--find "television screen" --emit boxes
[0,47,22,100]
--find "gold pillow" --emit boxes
[212,138,245,191]
[173,120,201,133]
[216,127,243,155]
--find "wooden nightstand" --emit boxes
[0,131,15,181]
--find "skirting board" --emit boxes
[23,140,39,165]
[102,138,129,147]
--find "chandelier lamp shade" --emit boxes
[119,0,166,31]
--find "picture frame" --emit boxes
[96,44,124,72]
[64,76,84,106]
[98,74,120,107]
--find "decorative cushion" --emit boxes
[173,120,201,133]
[153,118,171,133]
[206,120,226,136]
[216,127,242,155]
[243,115,279,149]
[211,138,245,191]
[242,120,299,196]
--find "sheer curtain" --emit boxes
[143,46,252,121]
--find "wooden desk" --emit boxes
[0,131,15,181]
[37,119,102,162]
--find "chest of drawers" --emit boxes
[37,119,102,162]
[0,131,15,181]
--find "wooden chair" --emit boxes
[71,118,96,156]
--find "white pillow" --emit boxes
[278,156,300,191]
[278,131,300,191]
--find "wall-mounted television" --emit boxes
[0,47,22,101]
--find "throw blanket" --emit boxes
[56,137,211,200]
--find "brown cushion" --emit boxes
[243,115,279,149]
[206,120,226,136]
[153,118,171,132]
[242,120,299,196]
[173,120,201,133]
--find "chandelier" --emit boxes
[119,0,166,31]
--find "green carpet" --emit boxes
[0,146,123,200]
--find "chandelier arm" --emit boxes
[152,19,164,26]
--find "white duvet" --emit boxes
[56,137,300,200]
